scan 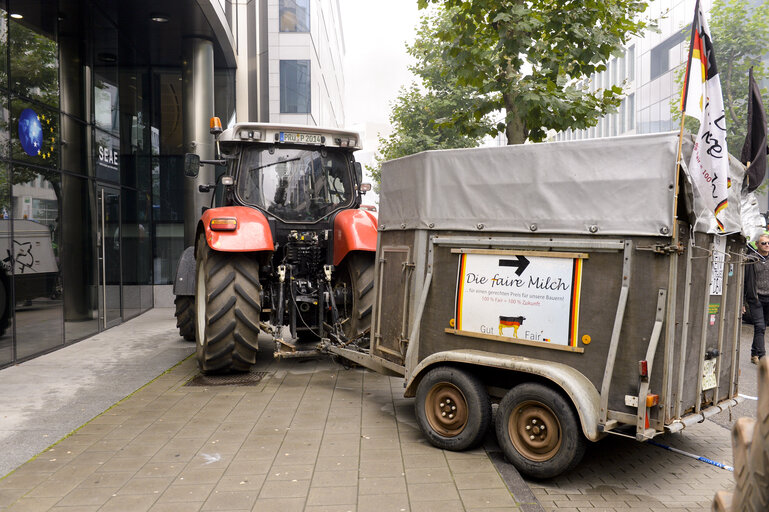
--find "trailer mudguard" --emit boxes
[173,246,196,296]
[198,206,274,253]
[404,349,603,442]
[333,208,377,266]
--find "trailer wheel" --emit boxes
[336,252,375,343]
[495,382,586,479]
[195,237,261,373]
[415,366,491,451]
[174,296,195,341]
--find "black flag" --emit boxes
[740,67,768,192]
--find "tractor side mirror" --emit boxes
[184,153,200,177]
[360,183,371,195]
[354,162,363,185]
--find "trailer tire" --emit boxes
[336,252,375,343]
[174,296,195,341]
[415,366,491,451]
[195,238,261,373]
[495,382,586,479]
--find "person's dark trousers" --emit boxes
[747,294,769,358]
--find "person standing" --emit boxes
[745,232,769,364]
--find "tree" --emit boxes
[416,0,650,144]
[673,0,769,154]
[368,9,490,189]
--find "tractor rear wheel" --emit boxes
[195,237,261,373]
[335,252,375,343]
[174,296,195,341]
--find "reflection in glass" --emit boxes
[280,60,311,114]
[62,174,98,342]
[9,14,58,108]
[0,162,12,366]
[11,99,58,168]
[97,185,121,328]
[12,165,63,359]
[122,188,152,319]
[279,0,310,32]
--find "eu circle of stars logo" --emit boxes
[37,113,55,160]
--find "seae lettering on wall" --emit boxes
[98,144,119,169]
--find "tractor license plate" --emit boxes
[702,359,717,390]
[279,132,322,144]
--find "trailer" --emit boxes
[323,132,748,478]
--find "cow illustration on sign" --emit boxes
[499,315,525,337]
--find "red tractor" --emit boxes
[174,120,376,373]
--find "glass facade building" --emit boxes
[0,0,239,367]
[0,0,348,368]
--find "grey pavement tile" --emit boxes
[271,449,321,466]
[156,483,215,502]
[358,460,405,478]
[257,478,311,499]
[148,502,202,511]
[224,458,275,475]
[201,490,258,510]
[310,469,358,488]
[6,497,60,511]
[452,469,508,490]
[50,506,100,511]
[176,467,226,485]
[408,482,461,502]
[214,473,266,493]
[305,485,357,506]
[0,488,27,508]
[98,493,159,512]
[95,455,151,473]
[459,487,517,509]
[265,464,314,481]
[445,456,497,474]
[404,467,453,484]
[249,497,305,512]
[0,470,55,490]
[76,470,133,488]
[402,500,466,512]
[304,506,356,512]
[116,475,175,495]
[133,462,186,479]
[55,485,118,507]
[402,450,447,469]
[357,492,410,512]
[359,448,403,463]
[358,475,407,495]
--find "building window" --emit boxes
[627,93,635,131]
[650,29,688,81]
[280,0,310,32]
[280,60,311,114]
[628,45,635,81]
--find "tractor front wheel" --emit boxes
[195,237,261,373]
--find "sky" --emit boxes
[339,0,423,205]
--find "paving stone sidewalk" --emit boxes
[0,354,530,511]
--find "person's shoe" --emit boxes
[751,355,760,364]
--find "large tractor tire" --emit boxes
[415,366,492,451]
[336,251,375,342]
[195,237,261,373]
[174,296,195,341]
[495,382,586,479]
[714,357,769,512]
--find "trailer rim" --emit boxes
[424,381,469,437]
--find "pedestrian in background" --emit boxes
[744,232,769,364]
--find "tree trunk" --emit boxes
[504,92,527,145]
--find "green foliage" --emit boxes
[416,0,650,144]
[672,0,769,156]
[367,81,485,191]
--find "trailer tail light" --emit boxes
[210,117,222,135]
[645,394,659,407]
[639,360,648,378]
[210,217,237,231]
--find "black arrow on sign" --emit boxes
[499,256,530,276]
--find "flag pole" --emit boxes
[673,111,686,242]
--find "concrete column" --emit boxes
[182,38,216,248]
